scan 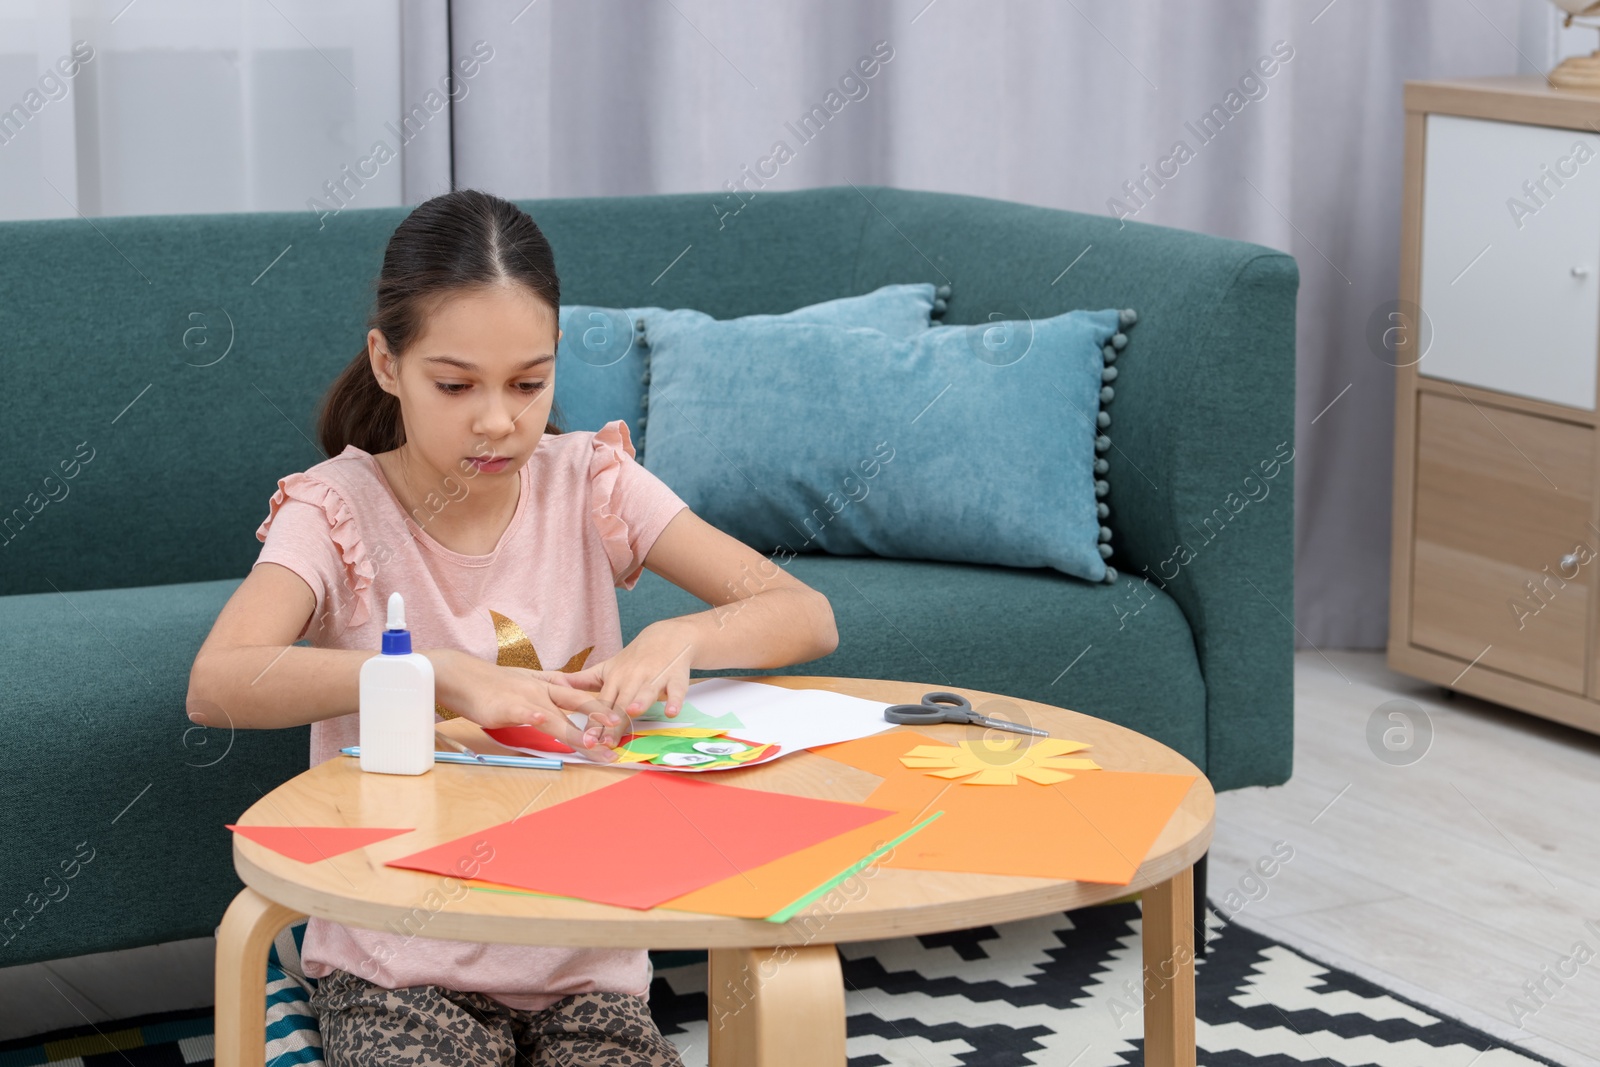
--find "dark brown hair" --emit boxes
[316,188,564,457]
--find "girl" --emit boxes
[187,188,838,1066]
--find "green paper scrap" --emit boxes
[765,811,945,925]
[632,699,743,730]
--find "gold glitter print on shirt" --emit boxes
[435,609,594,721]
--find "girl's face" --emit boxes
[370,282,562,480]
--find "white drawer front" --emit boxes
[1419,113,1600,410]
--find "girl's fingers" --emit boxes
[545,683,600,714]
[588,708,627,748]
[520,707,580,747]
[625,682,665,718]
[555,667,604,690]
[543,689,620,760]
[664,675,689,719]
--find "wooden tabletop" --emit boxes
[231,676,1214,949]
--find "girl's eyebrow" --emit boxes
[423,354,555,372]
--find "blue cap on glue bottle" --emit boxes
[381,593,412,655]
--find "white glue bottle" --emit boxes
[359,591,435,775]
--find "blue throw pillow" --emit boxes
[641,307,1136,583]
[552,283,949,446]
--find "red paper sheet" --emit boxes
[227,825,413,864]
[385,773,897,910]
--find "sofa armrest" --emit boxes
[1110,251,1299,791]
[850,187,1299,791]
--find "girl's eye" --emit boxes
[434,381,545,396]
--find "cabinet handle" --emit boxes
[1574,266,1591,278]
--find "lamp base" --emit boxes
[1549,51,1600,90]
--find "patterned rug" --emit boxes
[0,901,1558,1066]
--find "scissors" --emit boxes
[883,691,1049,737]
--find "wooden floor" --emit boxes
[5,649,1600,1064]
[1211,649,1600,1067]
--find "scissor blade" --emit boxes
[971,715,1050,737]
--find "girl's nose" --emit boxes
[476,394,517,437]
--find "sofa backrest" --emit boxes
[0,184,1275,596]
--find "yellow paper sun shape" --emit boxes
[899,738,1101,786]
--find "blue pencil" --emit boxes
[339,746,562,771]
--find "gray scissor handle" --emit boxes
[883,691,974,725]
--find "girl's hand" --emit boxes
[427,649,628,761]
[559,621,697,745]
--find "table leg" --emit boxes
[1142,864,1197,1067]
[708,944,846,1066]
[214,887,306,1067]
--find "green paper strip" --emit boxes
[765,811,945,924]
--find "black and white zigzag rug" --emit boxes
[648,901,1558,1067]
[0,901,1559,1066]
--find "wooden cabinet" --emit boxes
[1410,392,1592,693]
[1391,78,1600,733]
[1417,113,1600,408]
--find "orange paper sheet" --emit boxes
[812,731,1197,885]
[657,806,927,918]
[226,824,413,864]
[812,730,952,777]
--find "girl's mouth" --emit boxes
[468,456,511,473]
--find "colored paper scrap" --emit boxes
[814,731,1198,885]
[385,773,898,910]
[899,737,1101,785]
[484,723,575,754]
[612,729,777,770]
[633,699,743,729]
[227,825,412,864]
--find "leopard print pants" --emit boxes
[310,967,685,1067]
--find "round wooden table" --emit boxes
[216,676,1213,1067]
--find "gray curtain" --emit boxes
[415,0,1566,649]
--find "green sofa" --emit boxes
[0,184,1296,972]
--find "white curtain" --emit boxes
[437,0,1591,650]
[0,0,415,220]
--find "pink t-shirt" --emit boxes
[251,419,688,1010]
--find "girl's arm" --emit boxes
[186,562,611,754]
[569,507,839,722]
[641,508,839,669]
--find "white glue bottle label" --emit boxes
[359,591,435,775]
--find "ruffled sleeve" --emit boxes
[589,420,690,591]
[256,470,378,631]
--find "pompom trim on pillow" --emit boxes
[1094,307,1138,583]
[634,315,650,454]
[932,283,951,321]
